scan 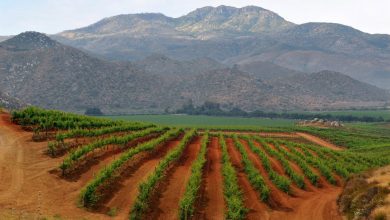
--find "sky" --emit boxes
[1,0,390,35]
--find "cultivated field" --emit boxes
[0,107,389,220]
[103,114,296,128]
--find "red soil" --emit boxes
[104,138,182,219]
[250,141,304,196]
[0,114,344,220]
[236,139,293,210]
[0,113,105,219]
[197,137,225,220]
[226,138,270,219]
[61,133,160,178]
[227,137,343,220]
[145,136,202,219]
[267,143,317,192]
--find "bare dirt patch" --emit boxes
[296,132,343,151]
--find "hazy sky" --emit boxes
[1,0,389,35]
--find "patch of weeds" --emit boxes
[53,214,63,220]
[107,207,118,217]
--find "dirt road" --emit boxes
[0,113,106,219]
[296,132,343,151]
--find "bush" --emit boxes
[85,107,103,116]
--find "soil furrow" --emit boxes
[225,138,269,220]
[104,138,183,219]
[196,137,225,220]
[145,136,202,220]
[237,139,293,210]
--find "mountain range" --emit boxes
[1,5,390,113]
[51,5,390,90]
[0,30,388,113]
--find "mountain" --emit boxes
[0,32,388,113]
[54,5,390,89]
[0,32,164,113]
[269,70,390,109]
[53,5,293,60]
[0,36,10,42]
[237,60,303,81]
[134,54,225,78]
[176,5,294,37]
[2,31,57,50]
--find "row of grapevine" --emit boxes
[251,136,305,189]
[219,134,247,220]
[241,136,291,193]
[59,126,167,173]
[12,107,120,130]
[318,149,366,173]
[79,128,183,207]
[130,129,197,220]
[231,135,270,201]
[299,144,352,178]
[283,142,336,185]
[178,132,209,220]
[272,142,319,185]
[55,123,153,142]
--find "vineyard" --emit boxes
[2,107,390,219]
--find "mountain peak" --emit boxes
[0,31,56,51]
[187,5,268,17]
[178,5,294,34]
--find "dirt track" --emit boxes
[296,132,343,151]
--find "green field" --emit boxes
[102,114,296,128]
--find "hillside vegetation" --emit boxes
[0,32,388,113]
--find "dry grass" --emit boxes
[369,166,390,220]
[338,167,390,220]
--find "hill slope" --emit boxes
[0,32,388,113]
[0,91,25,109]
[0,32,163,112]
[54,5,390,89]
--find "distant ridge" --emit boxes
[52,5,390,89]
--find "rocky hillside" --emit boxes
[0,91,25,109]
[134,54,225,78]
[176,5,294,37]
[0,32,388,113]
[54,5,390,89]
[0,32,164,112]
[237,60,303,81]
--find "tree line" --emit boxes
[175,101,388,122]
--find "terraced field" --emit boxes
[0,107,389,219]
